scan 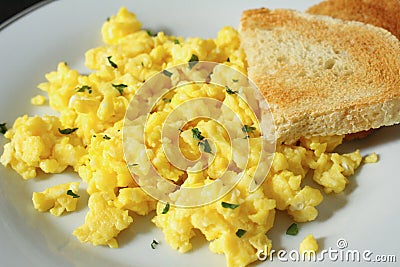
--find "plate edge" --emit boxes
[0,0,56,31]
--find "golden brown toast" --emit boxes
[307,0,400,40]
[239,8,400,144]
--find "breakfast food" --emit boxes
[299,234,319,255]
[239,8,400,144]
[307,0,400,39]
[32,182,80,216]
[0,4,388,267]
[308,0,400,141]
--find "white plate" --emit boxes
[1,0,399,266]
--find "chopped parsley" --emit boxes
[76,85,92,94]
[107,56,118,68]
[192,128,205,141]
[162,203,170,214]
[103,135,111,140]
[232,79,239,83]
[199,139,212,154]
[162,98,172,103]
[188,54,199,69]
[173,39,180,44]
[0,123,7,134]
[112,84,127,95]
[286,223,299,236]
[146,29,156,36]
[67,190,80,198]
[227,57,230,62]
[192,128,212,154]
[162,69,173,78]
[225,86,238,95]
[128,163,138,167]
[242,125,256,134]
[58,127,78,135]
[151,239,159,249]
[221,202,240,209]
[236,229,247,238]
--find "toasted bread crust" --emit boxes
[239,8,400,143]
[307,0,400,40]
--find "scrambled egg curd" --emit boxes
[0,7,365,267]
[299,234,319,256]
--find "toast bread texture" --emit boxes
[239,8,400,143]
[307,0,400,40]
[308,0,400,141]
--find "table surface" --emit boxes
[0,0,44,25]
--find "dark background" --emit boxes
[0,0,44,24]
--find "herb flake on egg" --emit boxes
[162,203,170,214]
[225,86,238,95]
[199,139,212,154]
[67,190,80,198]
[236,229,247,238]
[112,84,127,95]
[221,202,240,209]
[107,56,118,68]
[192,128,205,141]
[58,128,78,135]
[162,69,173,78]
[188,54,199,70]
[76,85,92,94]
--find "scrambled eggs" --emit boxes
[32,182,80,216]
[299,234,319,255]
[0,7,366,267]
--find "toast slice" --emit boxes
[307,0,400,141]
[239,8,400,144]
[307,0,400,40]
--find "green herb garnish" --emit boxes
[225,86,238,95]
[236,229,246,238]
[162,69,173,78]
[188,54,199,69]
[286,223,299,236]
[227,57,230,62]
[232,79,239,83]
[162,98,172,103]
[76,85,92,94]
[107,56,118,68]
[151,239,159,249]
[192,128,205,141]
[128,163,138,167]
[0,123,7,134]
[146,29,156,36]
[103,135,111,140]
[242,125,256,134]
[58,128,78,135]
[173,39,180,44]
[112,84,127,95]
[221,202,240,209]
[199,139,212,154]
[162,203,170,214]
[67,190,80,198]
